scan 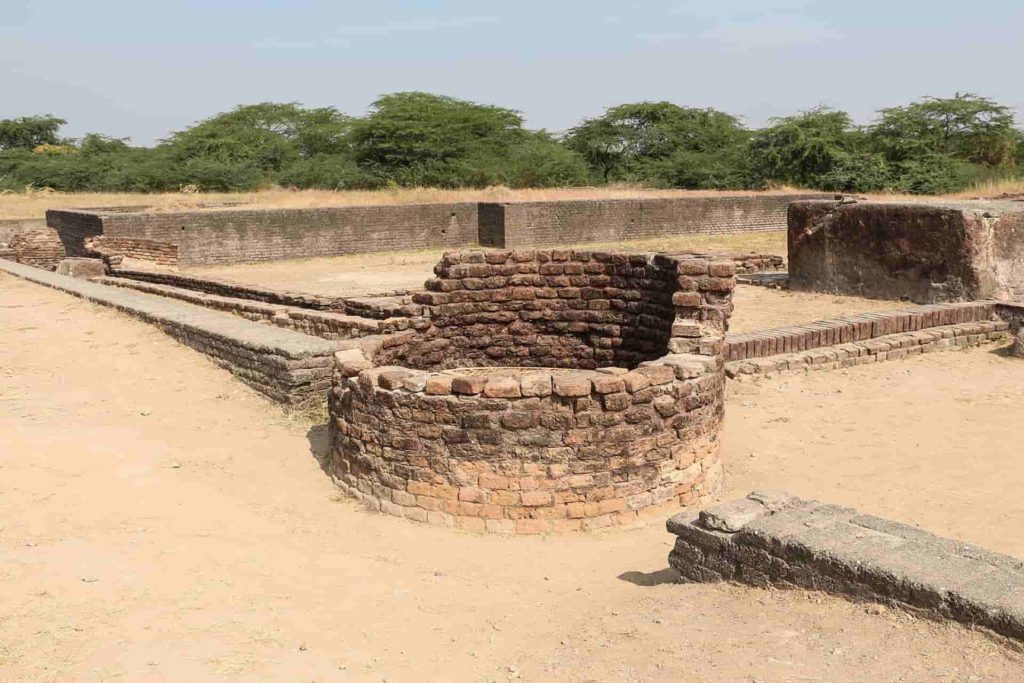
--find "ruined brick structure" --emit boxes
[0,218,46,246]
[789,199,1024,302]
[479,195,828,248]
[84,235,179,269]
[47,195,822,267]
[48,203,480,266]
[327,249,736,533]
[998,302,1024,357]
[5,228,66,270]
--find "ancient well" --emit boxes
[326,248,736,533]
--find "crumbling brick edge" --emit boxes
[668,491,1024,644]
[0,259,342,405]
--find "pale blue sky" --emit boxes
[2,0,1021,145]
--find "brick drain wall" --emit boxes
[327,249,737,533]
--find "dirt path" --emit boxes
[2,273,1023,682]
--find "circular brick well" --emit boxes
[327,249,736,533]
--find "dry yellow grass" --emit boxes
[3,179,1019,221]
[0,185,812,220]
[948,177,1024,198]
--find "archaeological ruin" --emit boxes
[5,190,1024,640]
[789,199,1024,302]
[326,249,735,532]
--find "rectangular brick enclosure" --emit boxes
[789,199,1024,302]
[47,194,825,267]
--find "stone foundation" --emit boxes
[327,249,736,533]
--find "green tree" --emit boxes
[747,107,857,187]
[869,93,1018,166]
[503,132,590,188]
[162,102,351,173]
[0,115,67,151]
[565,102,748,184]
[349,92,526,187]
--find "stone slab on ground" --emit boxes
[0,259,341,404]
[668,492,1024,642]
[56,257,106,279]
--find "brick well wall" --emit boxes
[326,249,736,533]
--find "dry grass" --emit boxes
[4,178,1020,221]
[948,177,1024,199]
[0,185,813,220]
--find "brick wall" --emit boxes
[84,236,179,268]
[390,249,735,370]
[50,203,480,266]
[480,195,830,248]
[326,249,737,533]
[48,195,824,268]
[0,259,340,405]
[7,228,66,270]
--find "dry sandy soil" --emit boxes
[3,273,1024,681]
[191,233,903,333]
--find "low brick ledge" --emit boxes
[725,301,998,362]
[113,268,425,319]
[726,320,1009,378]
[0,260,341,404]
[98,276,421,340]
[668,491,1024,642]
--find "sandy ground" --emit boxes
[3,273,1024,681]
[190,235,903,333]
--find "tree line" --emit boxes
[1,91,1020,195]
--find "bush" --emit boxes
[503,136,590,188]
[818,152,893,193]
[890,154,980,195]
[177,158,266,192]
[277,156,381,190]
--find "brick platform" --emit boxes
[327,249,737,533]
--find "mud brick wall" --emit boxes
[84,236,178,268]
[326,249,736,533]
[724,301,998,362]
[0,259,339,404]
[7,228,66,270]
[789,199,1024,302]
[111,268,348,310]
[0,218,46,246]
[99,276,417,342]
[668,491,1024,642]
[50,203,480,266]
[328,355,726,533]
[385,249,735,370]
[111,268,425,318]
[479,195,829,248]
